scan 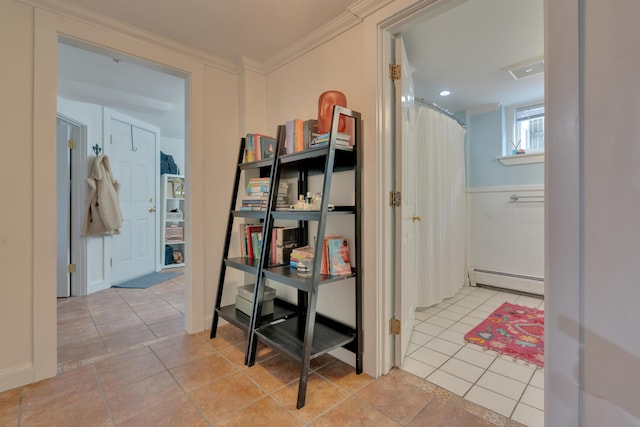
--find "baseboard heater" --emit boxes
[469,268,544,296]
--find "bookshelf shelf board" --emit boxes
[232,210,267,219]
[239,158,274,170]
[225,257,260,273]
[271,206,355,221]
[263,265,355,292]
[255,317,356,363]
[216,299,297,331]
[163,262,185,269]
[279,147,356,176]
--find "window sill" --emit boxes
[498,152,544,166]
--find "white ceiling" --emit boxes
[404,0,544,114]
[56,0,543,138]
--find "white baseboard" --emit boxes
[469,268,544,296]
[0,363,33,392]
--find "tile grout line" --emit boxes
[90,364,116,426]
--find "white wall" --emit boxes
[546,0,640,425]
[581,0,640,424]
[0,0,35,391]
[467,185,544,279]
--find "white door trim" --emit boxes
[33,7,204,382]
[376,0,472,373]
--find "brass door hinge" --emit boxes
[67,139,75,149]
[389,318,401,335]
[390,191,401,207]
[389,64,401,81]
[67,263,76,273]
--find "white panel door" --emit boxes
[394,36,418,367]
[108,117,157,284]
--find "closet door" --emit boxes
[108,116,158,284]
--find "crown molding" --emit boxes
[261,0,392,73]
[19,0,239,74]
[261,11,361,74]
[348,0,394,19]
[21,0,393,76]
[237,55,265,75]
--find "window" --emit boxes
[514,104,544,153]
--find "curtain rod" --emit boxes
[414,97,466,129]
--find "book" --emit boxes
[251,231,262,259]
[237,284,277,301]
[244,224,263,259]
[294,119,304,152]
[245,134,255,162]
[235,294,274,316]
[320,234,342,275]
[285,119,304,153]
[303,119,318,150]
[270,226,299,264]
[238,223,247,257]
[259,135,277,159]
[327,237,351,275]
[285,120,294,154]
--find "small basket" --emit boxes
[166,211,184,221]
[165,225,184,242]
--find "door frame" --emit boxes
[33,8,204,381]
[378,0,470,373]
[56,113,87,297]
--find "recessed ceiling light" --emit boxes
[439,90,451,97]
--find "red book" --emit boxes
[244,224,263,259]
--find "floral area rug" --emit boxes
[464,302,544,366]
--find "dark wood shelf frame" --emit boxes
[246,106,363,409]
[210,106,363,411]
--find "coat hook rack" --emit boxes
[92,144,102,156]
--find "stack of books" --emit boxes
[284,119,319,154]
[240,177,270,211]
[240,178,289,211]
[274,182,290,210]
[235,284,276,316]
[309,132,352,150]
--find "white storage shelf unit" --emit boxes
[162,174,185,268]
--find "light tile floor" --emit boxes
[0,276,534,426]
[400,286,545,427]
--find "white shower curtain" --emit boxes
[406,105,467,307]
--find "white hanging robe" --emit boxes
[82,155,124,236]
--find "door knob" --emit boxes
[149,207,156,213]
[412,215,422,222]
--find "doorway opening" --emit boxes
[56,37,189,368]
[383,0,545,424]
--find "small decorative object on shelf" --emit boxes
[317,90,347,133]
[511,139,525,155]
